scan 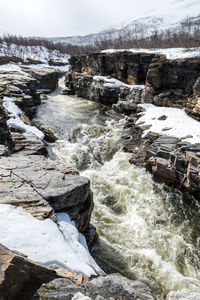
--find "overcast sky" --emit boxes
[0,0,181,37]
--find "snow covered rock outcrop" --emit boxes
[66,51,200,121]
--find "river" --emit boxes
[35,78,200,299]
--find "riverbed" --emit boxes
[35,78,200,299]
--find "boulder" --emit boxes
[28,68,59,91]
[0,244,60,300]
[34,274,154,300]
[113,101,138,115]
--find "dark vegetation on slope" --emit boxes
[1,25,200,57]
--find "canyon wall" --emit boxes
[66,51,200,120]
[66,51,200,199]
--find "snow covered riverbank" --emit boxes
[137,104,200,144]
[0,204,101,276]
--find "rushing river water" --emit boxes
[35,78,200,299]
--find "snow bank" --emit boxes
[101,47,200,60]
[136,104,200,144]
[0,62,69,74]
[28,63,69,72]
[93,75,144,90]
[0,204,101,276]
[7,117,45,140]
[3,96,44,140]
[3,96,22,117]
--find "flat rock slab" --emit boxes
[0,155,90,220]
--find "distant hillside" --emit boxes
[49,0,200,46]
[0,43,69,65]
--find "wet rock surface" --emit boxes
[34,274,154,300]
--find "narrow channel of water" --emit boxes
[35,78,200,299]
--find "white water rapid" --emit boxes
[35,78,200,299]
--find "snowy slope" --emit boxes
[0,43,69,64]
[50,0,200,46]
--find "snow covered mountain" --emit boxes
[51,0,200,46]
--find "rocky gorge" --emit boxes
[66,51,200,199]
[0,62,156,300]
[1,48,200,300]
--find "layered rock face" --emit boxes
[65,73,143,106]
[65,52,160,105]
[0,67,59,119]
[0,103,14,152]
[34,274,154,300]
[0,155,93,224]
[142,57,200,120]
[146,135,200,198]
[67,52,200,121]
[66,73,121,105]
[69,52,161,84]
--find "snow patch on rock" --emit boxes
[0,204,101,277]
[136,104,200,144]
[3,96,45,140]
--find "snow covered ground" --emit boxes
[0,62,69,73]
[0,204,101,276]
[3,96,44,140]
[93,75,144,89]
[102,47,200,60]
[0,43,69,64]
[28,63,69,72]
[136,104,200,144]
